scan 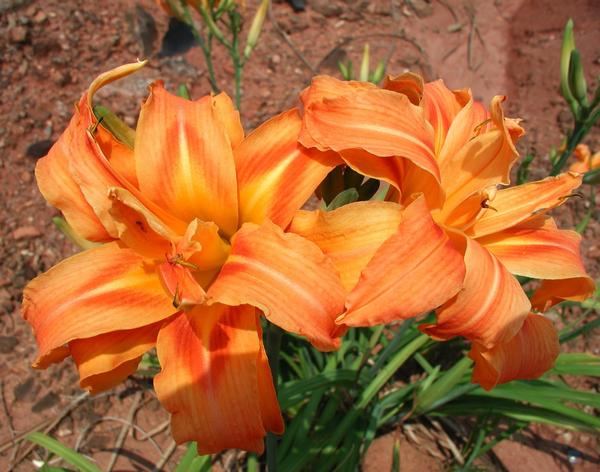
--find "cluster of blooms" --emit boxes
[23,63,593,453]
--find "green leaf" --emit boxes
[52,217,100,251]
[92,105,135,149]
[583,167,600,184]
[414,356,473,414]
[551,353,600,376]
[279,370,356,410]
[326,188,360,211]
[177,84,191,99]
[26,432,101,472]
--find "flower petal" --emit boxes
[289,201,404,291]
[382,72,424,105]
[135,83,239,237]
[235,109,341,228]
[213,92,244,148]
[422,236,531,349]
[154,305,283,454]
[437,96,524,222]
[208,221,345,351]
[421,80,470,154]
[35,114,112,242]
[70,320,165,393]
[339,196,465,326]
[466,173,583,238]
[300,84,439,183]
[531,278,596,313]
[469,313,559,390]
[22,242,174,368]
[477,217,591,280]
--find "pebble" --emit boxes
[32,10,47,24]
[12,225,41,240]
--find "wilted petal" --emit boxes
[135,83,239,237]
[469,313,559,390]
[289,201,404,291]
[422,236,531,349]
[22,242,174,368]
[154,305,283,454]
[236,109,341,228]
[466,173,583,238]
[339,197,465,326]
[208,221,345,351]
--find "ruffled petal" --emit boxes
[135,83,239,237]
[154,305,283,454]
[289,201,404,291]
[422,236,531,349]
[70,320,166,393]
[208,221,345,351]
[22,242,174,368]
[466,173,583,238]
[300,81,439,184]
[236,109,341,228]
[338,196,465,326]
[469,313,559,390]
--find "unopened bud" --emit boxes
[244,0,269,59]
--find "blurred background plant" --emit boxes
[24,16,600,472]
[159,0,269,109]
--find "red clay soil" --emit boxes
[1,0,599,470]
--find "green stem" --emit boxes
[550,121,587,175]
[266,324,283,472]
[180,3,220,93]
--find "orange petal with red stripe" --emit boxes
[289,201,404,291]
[466,173,583,238]
[70,319,166,394]
[300,84,439,183]
[135,83,239,237]
[469,313,559,390]
[208,221,345,351]
[339,196,465,326]
[154,305,283,454]
[422,236,531,349]
[22,242,174,368]
[235,109,341,228]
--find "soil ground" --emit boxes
[1,0,599,470]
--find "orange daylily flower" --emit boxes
[24,62,345,453]
[291,74,594,388]
[569,143,600,173]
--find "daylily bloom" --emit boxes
[23,62,345,453]
[290,73,594,389]
[569,143,600,173]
